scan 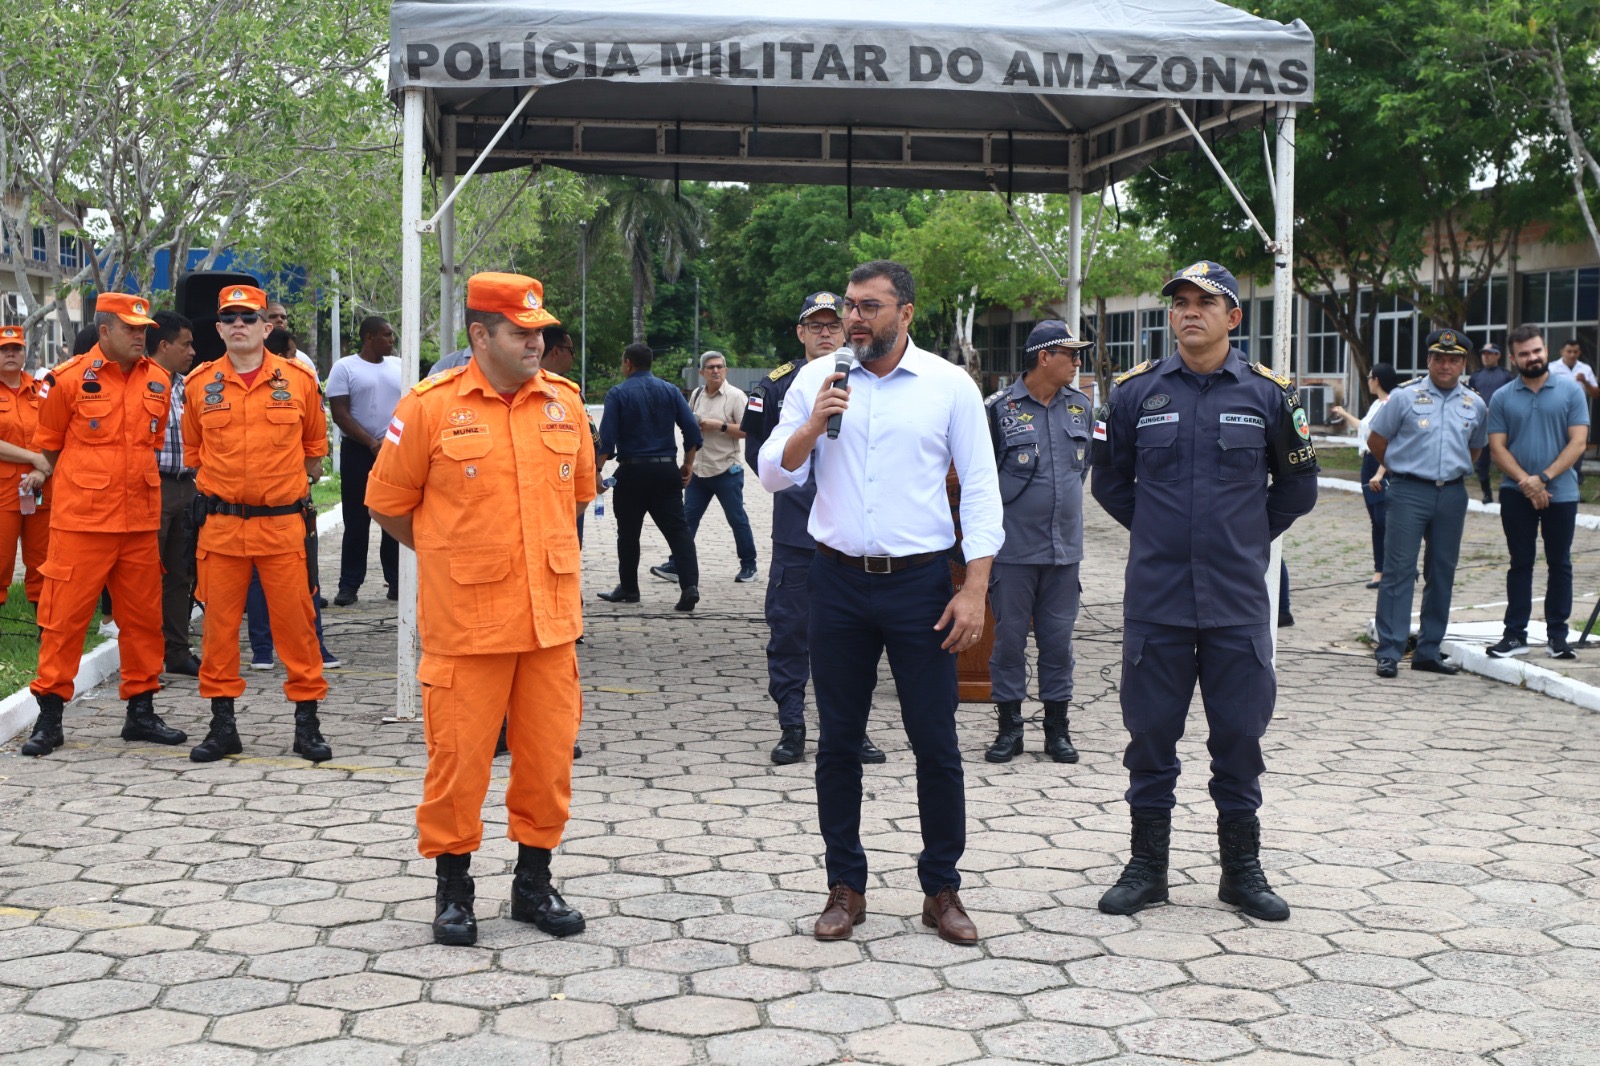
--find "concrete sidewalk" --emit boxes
[0,477,1596,1064]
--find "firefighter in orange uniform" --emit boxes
[182,284,331,763]
[0,325,52,610]
[21,293,186,757]
[368,272,593,947]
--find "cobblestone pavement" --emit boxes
[1,475,1598,1065]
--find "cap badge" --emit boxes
[1442,331,1456,346]
[815,293,835,305]
[1182,262,1210,278]
[133,300,147,315]
[525,290,542,310]
[230,288,245,301]
[448,408,477,426]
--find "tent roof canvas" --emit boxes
[389,0,1315,193]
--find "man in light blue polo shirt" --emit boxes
[1368,329,1489,678]
[1485,325,1589,660]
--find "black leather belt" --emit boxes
[816,543,943,574]
[1391,472,1464,487]
[160,471,195,482]
[197,494,308,518]
[618,456,676,465]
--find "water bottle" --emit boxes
[19,478,35,516]
[593,476,616,519]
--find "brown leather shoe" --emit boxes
[813,883,866,941]
[922,887,978,945]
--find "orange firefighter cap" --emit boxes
[218,284,268,312]
[0,325,24,349]
[96,293,157,327]
[466,272,560,328]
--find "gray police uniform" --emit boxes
[986,377,1091,703]
[741,361,816,729]
[1091,349,1319,814]
[1369,378,1488,662]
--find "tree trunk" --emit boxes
[631,265,647,343]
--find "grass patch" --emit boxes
[1316,446,1363,475]
[0,583,105,695]
[311,472,341,513]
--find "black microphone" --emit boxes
[826,350,853,440]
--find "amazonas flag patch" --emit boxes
[385,416,404,445]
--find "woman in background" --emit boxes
[1330,363,1399,590]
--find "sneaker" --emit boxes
[99,619,120,637]
[648,561,678,582]
[1486,635,1530,658]
[322,651,343,669]
[736,565,758,583]
[249,656,274,671]
[1548,635,1577,660]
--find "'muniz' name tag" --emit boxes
[1220,413,1265,428]
[1137,412,1180,428]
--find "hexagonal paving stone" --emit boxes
[750,936,863,969]
[633,994,760,1035]
[1382,1010,1521,1053]
[1118,1018,1255,1060]
[1303,952,1429,988]
[26,978,159,1019]
[848,1023,980,1066]
[626,938,740,974]
[1064,955,1186,993]
[1277,980,1413,1021]
[1248,1013,1387,1058]
[373,943,495,979]
[429,971,552,1008]
[679,913,792,944]
[981,1021,1120,1065]
[0,926,81,961]
[496,999,618,1042]
[706,1029,841,1066]
[560,1031,695,1066]
[561,965,680,1005]
[768,991,894,1034]
[117,950,242,985]
[500,941,617,977]
[819,961,941,999]
[412,1033,549,1066]
[210,1004,343,1049]
[1145,984,1282,1023]
[162,977,291,1015]
[297,972,422,1011]
[246,946,367,983]
[1101,929,1222,962]
[349,1002,481,1044]
[68,1009,208,1053]
[1025,987,1156,1028]
[691,964,814,1002]
[79,925,198,957]
[0,951,112,987]
[0,1013,64,1054]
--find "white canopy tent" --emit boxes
[385,0,1316,716]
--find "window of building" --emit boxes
[1523,267,1600,362]
[30,227,47,263]
[1304,297,1345,375]
[1140,308,1167,361]
[1100,310,1136,371]
[58,234,78,268]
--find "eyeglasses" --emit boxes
[703,365,726,372]
[842,299,902,321]
[1042,347,1082,360]
[218,312,260,325]
[801,321,844,335]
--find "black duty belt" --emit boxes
[1391,472,1464,487]
[816,543,944,574]
[618,456,676,465]
[197,494,310,518]
[160,470,195,482]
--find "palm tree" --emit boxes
[585,178,706,343]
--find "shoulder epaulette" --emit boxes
[984,387,1009,409]
[412,366,466,395]
[51,354,86,375]
[767,362,795,382]
[1250,362,1294,389]
[279,356,319,382]
[544,369,578,389]
[1113,360,1156,386]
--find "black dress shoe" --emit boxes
[597,587,640,603]
[859,736,887,764]
[772,725,806,764]
[164,655,202,677]
[1411,656,1461,675]
[1375,658,1398,678]
[674,586,699,612]
[333,588,358,607]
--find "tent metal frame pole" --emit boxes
[1267,101,1297,653]
[440,116,458,359]
[389,86,427,723]
[1067,136,1084,340]
[1169,102,1279,254]
[418,87,539,234]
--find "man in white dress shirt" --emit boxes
[759,259,1002,946]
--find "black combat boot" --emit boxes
[20,694,65,757]
[292,700,332,762]
[433,853,478,945]
[984,701,1024,763]
[771,724,806,765]
[190,697,243,763]
[121,692,186,745]
[1041,701,1079,764]
[1217,813,1290,921]
[1098,809,1171,915]
[510,844,586,936]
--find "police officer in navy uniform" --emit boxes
[1368,328,1488,678]
[1091,260,1319,922]
[983,320,1093,764]
[743,292,886,766]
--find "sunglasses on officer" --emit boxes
[218,311,261,325]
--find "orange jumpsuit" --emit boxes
[182,353,329,702]
[367,361,595,858]
[0,375,52,606]
[31,347,169,700]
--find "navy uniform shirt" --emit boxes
[1367,377,1488,482]
[1091,349,1320,628]
[598,369,704,459]
[989,376,1091,566]
[742,359,817,550]
[1469,364,1515,408]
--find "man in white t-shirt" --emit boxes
[1548,338,1597,484]
[327,317,403,605]
[649,351,758,584]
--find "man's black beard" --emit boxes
[855,326,898,363]
[1519,360,1547,379]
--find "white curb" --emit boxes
[1,504,347,745]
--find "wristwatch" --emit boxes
[1538,472,1552,485]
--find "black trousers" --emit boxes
[810,552,963,896]
[157,474,197,661]
[612,462,698,593]
[339,441,399,593]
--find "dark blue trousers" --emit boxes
[1499,490,1577,642]
[670,468,757,570]
[765,543,813,727]
[1360,452,1388,573]
[809,553,963,896]
[1120,619,1275,815]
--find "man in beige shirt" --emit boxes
[650,351,759,583]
